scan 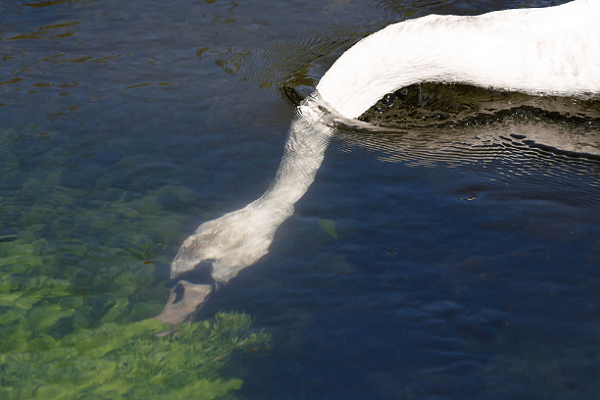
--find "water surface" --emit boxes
[1,0,599,399]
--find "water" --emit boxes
[1,0,599,398]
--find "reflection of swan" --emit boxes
[156,0,599,325]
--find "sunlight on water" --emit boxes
[1,0,599,399]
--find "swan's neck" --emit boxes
[258,102,332,214]
[317,0,600,119]
[161,0,600,324]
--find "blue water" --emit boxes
[1,0,599,398]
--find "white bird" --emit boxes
[156,0,600,326]
[318,0,599,120]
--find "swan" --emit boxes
[156,0,600,325]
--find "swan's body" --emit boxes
[156,0,600,325]
[318,0,600,119]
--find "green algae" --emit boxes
[318,218,338,239]
[0,126,270,399]
[0,313,269,399]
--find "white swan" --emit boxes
[156,0,600,325]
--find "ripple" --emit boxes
[318,83,600,219]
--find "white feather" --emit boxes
[317,0,600,119]
[158,0,600,323]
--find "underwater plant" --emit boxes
[0,312,270,399]
[0,127,270,399]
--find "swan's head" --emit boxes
[155,280,214,325]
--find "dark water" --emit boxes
[1,0,599,399]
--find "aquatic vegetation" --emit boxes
[318,218,338,240]
[0,313,270,399]
[0,126,270,399]
[0,235,270,399]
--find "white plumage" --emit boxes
[157,0,599,325]
[317,0,599,119]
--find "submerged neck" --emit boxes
[258,100,333,214]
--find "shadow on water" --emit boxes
[232,82,600,399]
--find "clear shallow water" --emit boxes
[1,0,599,399]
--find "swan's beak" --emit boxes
[155,280,213,326]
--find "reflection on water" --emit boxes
[348,83,600,174]
[1,0,599,398]
[363,82,600,131]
